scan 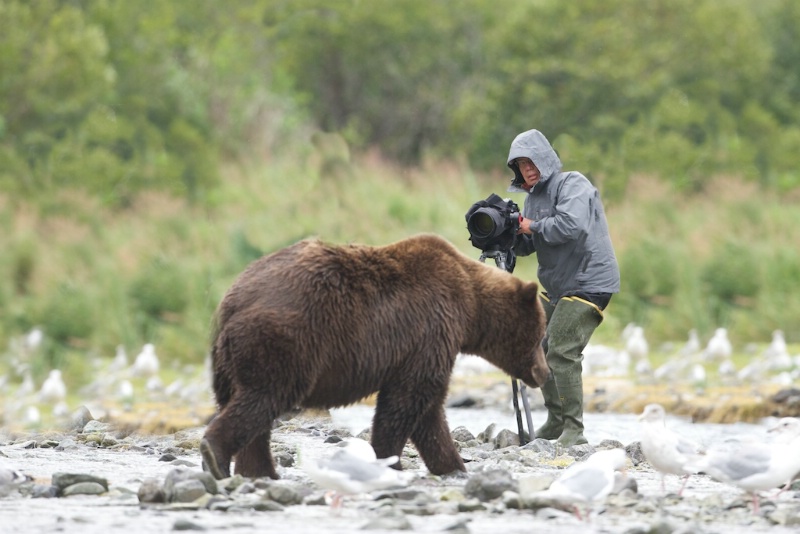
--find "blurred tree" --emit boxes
[268,0,500,163]
[451,0,773,195]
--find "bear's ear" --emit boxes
[521,282,539,303]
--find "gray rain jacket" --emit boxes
[506,129,620,299]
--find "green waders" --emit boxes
[537,294,604,447]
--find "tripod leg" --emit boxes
[511,379,527,444]
[519,383,536,441]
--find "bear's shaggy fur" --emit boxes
[200,234,548,480]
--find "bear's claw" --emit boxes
[200,438,228,480]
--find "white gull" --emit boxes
[638,403,704,496]
[536,448,628,521]
[301,438,408,510]
[684,417,800,514]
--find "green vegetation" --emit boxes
[1,0,799,393]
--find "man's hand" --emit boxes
[518,217,534,235]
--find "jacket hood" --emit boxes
[506,129,563,188]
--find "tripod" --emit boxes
[478,246,536,444]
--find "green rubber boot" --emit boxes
[535,376,563,440]
[535,294,562,440]
[556,381,588,447]
[545,296,604,448]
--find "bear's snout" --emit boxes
[528,345,550,387]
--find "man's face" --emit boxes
[515,158,541,189]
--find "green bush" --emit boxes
[37,283,95,345]
[701,241,760,304]
[619,238,679,303]
[129,257,189,321]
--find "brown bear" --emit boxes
[200,233,549,480]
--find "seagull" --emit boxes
[638,403,704,496]
[23,328,43,354]
[23,405,41,428]
[688,363,707,391]
[625,326,649,362]
[703,328,732,362]
[301,438,408,510]
[110,345,128,372]
[680,329,701,357]
[39,369,67,404]
[115,379,136,411]
[132,343,160,377]
[767,417,800,493]
[536,448,628,521]
[762,330,792,371]
[718,357,737,382]
[684,418,800,514]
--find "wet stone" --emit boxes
[494,429,520,449]
[623,520,679,534]
[138,477,167,503]
[170,459,198,468]
[457,498,486,512]
[68,406,94,432]
[450,426,476,443]
[438,489,465,502]
[518,474,555,496]
[220,474,246,492]
[32,484,58,498]
[82,420,112,434]
[61,481,106,496]
[464,469,517,502]
[52,473,108,492]
[172,518,206,531]
[447,393,478,408]
[626,441,646,465]
[164,468,218,497]
[502,490,522,509]
[274,451,294,467]
[265,484,304,505]
[376,488,427,501]
[251,500,284,512]
[171,479,207,503]
[476,423,496,443]
[303,493,327,506]
[521,438,556,454]
[54,438,78,451]
[361,509,412,531]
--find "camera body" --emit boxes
[465,193,522,253]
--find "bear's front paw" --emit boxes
[200,438,230,480]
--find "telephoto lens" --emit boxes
[467,208,505,241]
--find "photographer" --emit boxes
[507,129,620,447]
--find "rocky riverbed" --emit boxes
[1,402,800,534]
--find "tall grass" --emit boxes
[1,152,798,392]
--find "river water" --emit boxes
[0,402,796,534]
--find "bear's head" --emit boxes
[464,270,549,389]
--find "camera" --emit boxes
[465,193,522,253]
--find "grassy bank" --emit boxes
[1,151,799,395]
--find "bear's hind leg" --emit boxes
[202,391,284,480]
[234,431,278,479]
[410,403,465,475]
